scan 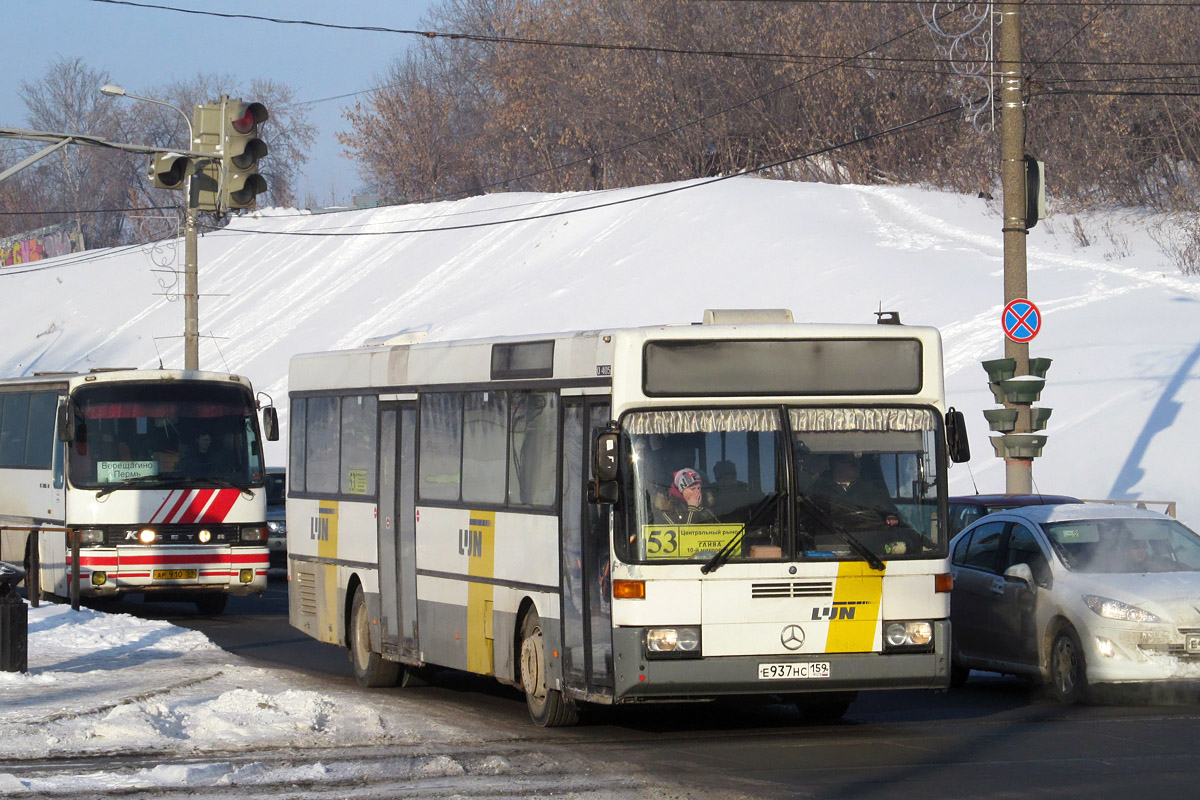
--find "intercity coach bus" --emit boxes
[0,368,279,614]
[286,310,970,725]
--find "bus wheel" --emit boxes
[792,692,856,723]
[195,594,228,615]
[350,587,400,688]
[519,611,578,727]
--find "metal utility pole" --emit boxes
[100,86,200,370]
[998,0,1033,494]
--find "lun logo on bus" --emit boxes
[811,601,870,621]
[458,528,483,558]
[310,516,330,541]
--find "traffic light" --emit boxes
[220,97,268,210]
[148,152,190,190]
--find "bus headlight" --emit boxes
[138,528,157,544]
[240,525,268,542]
[883,621,934,652]
[645,627,701,659]
[79,528,104,545]
[197,529,212,543]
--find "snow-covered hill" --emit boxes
[2,177,1196,526]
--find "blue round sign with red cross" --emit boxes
[1003,298,1041,343]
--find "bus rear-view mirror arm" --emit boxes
[56,400,75,442]
[945,407,970,464]
[590,421,620,505]
[257,391,279,442]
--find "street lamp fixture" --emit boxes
[100,83,200,371]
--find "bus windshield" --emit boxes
[67,382,264,489]
[616,406,943,565]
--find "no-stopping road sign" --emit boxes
[1003,298,1041,343]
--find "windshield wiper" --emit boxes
[96,475,252,499]
[702,492,782,575]
[796,495,886,572]
[95,474,177,499]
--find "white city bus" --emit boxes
[0,369,279,614]
[286,310,970,725]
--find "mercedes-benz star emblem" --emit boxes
[781,624,805,651]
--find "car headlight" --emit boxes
[1083,595,1161,623]
[266,520,285,535]
[645,627,701,658]
[883,621,935,652]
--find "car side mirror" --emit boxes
[946,407,971,463]
[1003,562,1035,590]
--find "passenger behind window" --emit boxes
[709,459,759,521]
[656,468,719,525]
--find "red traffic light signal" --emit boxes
[221,98,269,210]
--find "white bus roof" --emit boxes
[289,312,946,409]
[0,369,255,393]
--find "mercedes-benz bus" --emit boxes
[286,310,969,724]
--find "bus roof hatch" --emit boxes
[701,308,794,325]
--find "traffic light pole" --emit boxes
[999,0,1032,493]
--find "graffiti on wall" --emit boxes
[0,221,86,267]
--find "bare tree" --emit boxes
[17,57,130,248]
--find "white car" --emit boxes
[949,502,1200,703]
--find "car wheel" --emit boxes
[519,611,579,727]
[1049,627,1088,704]
[350,587,401,688]
[950,660,971,688]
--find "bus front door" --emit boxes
[561,397,613,700]
[378,401,419,659]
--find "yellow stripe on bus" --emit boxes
[317,501,340,644]
[466,510,496,675]
[826,560,885,653]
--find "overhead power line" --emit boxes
[196,101,967,239]
[87,0,1200,70]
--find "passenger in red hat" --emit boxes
[656,467,719,525]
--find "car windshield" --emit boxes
[265,472,286,505]
[67,382,264,488]
[1044,517,1200,573]
[615,406,945,565]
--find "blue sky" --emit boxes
[4,0,437,206]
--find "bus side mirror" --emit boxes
[261,407,279,442]
[590,422,620,505]
[57,400,76,442]
[946,407,970,463]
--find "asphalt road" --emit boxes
[111,578,1200,800]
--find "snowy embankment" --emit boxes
[2,178,1196,526]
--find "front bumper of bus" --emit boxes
[611,620,950,701]
[72,546,269,597]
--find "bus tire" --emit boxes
[792,691,856,723]
[350,587,400,688]
[195,594,228,615]
[519,611,578,727]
